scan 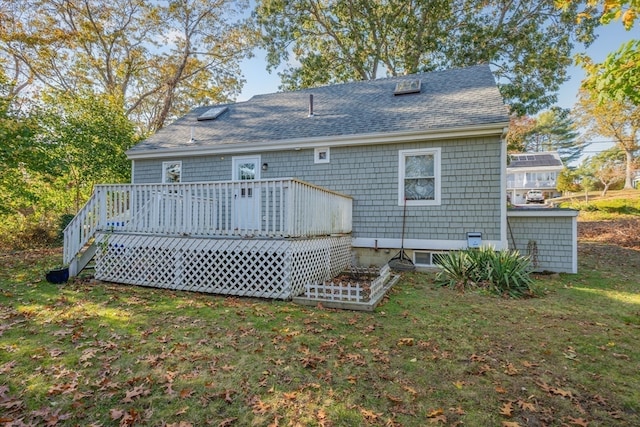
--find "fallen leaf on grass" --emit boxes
[174,406,189,415]
[0,361,16,374]
[48,348,64,357]
[221,389,234,404]
[252,399,271,414]
[428,414,447,424]
[218,417,237,427]
[283,391,298,401]
[449,406,465,415]
[396,338,414,346]
[612,352,630,360]
[427,408,444,418]
[566,417,589,426]
[122,385,150,403]
[360,408,382,421]
[386,394,403,405]
[535,381,573,398]
[179,388,194,399]
[516,400,536,412]
[403,385,417,396]
[503,363,519,376]
[499,401,513,417]
[502,422,521,427]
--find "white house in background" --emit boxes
[507,152,564,205]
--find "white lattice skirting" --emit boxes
[93,233,351,299]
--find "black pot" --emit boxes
[46,267,69,284]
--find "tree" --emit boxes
[0,0,257,132]
[0,71,39,216]
[33,90,139,211]
[576,160,598,202]
[572,90,639,189]
[578,40,640,105]
[586,148,626,196]
[556,168,581,193]
[505,108,585,164]
[255,0,599,115]
[557,1,638,29]
[559,1,640,105]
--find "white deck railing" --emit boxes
[506,178,557,190]
[63,178,352,266]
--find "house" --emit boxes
[507,152,564,205]
[63,65,578,301]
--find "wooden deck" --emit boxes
[63,179,353,298]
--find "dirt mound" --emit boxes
[578,217,640,250]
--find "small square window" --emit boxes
[314,147,330,164]
[163,161,182,183]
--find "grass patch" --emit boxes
[1,242,639,426]
[557,189,640,220]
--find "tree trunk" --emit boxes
[624,149,634,189]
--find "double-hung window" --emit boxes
[398,148,441,206]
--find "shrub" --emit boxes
[435,248,534,298]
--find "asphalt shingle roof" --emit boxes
[128,64,509,154]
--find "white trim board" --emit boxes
[351,237,507,251]
[127,123,509,160]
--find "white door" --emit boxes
[232,156,261,230]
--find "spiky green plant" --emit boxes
[435,248,534,298]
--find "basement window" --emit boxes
[414,251,447,267]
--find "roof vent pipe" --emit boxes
[308,94,314,117]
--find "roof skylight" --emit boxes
[394,79,421,95]
[197,106,228,121]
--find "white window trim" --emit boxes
[314,147,330,164]
[162,160,182,183]
[231,155,261,181]
[398,148,441,206]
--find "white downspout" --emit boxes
[500,127,508,250]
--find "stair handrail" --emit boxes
[62,188,102,265]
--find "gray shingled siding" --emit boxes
[132,136,502,241]
[507,215,576,273]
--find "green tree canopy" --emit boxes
[255,0,599,115]
[0,71,39,215]
[559,0,640,105]
[33,90,139,211]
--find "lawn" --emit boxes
[1,220,639,426]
